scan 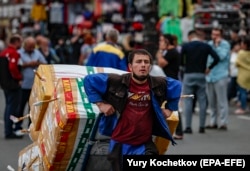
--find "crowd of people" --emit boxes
[0,35,47,139]
[0,24,250,170]
[155,27,250,140]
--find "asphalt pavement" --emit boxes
[0,88,250,171]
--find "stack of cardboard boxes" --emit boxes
[18,65,127,171]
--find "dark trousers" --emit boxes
[175,111,183,136]
[227,77,238,101]
[15,89,31,130]
[107,140,158,171]
[3,88,20,137]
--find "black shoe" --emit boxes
[5,133,23,139]
[199,127,205,133]
[218,125,227,130]
[183,127,192,134]
[205,125,218,129]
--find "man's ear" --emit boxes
[128,63,132,71]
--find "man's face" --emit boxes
[129,54,151,81]
[159,35,168,50]
[16,40,22,49]
[211,30,221,42]
[25,43,35,54]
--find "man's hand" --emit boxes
[161,108,172,118]
[96,102,115,116]
[205,68,210,75]
[213,37,221,47]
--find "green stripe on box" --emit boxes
[67,77,96,171]
[86,66,95,75]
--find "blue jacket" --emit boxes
[86,42,128,71]
[206,39,231,82]
[84,73,182,147]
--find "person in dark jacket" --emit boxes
[181,30,220,134]
[0,34,23,139]
[84,49,182,171]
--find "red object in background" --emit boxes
[81,20,93,29]
[118,4,124,13]
[132,22,143,31]
[68,25,74,35]
[94,0,102,19]
[113,24,123,32]
[202,12,211,24]
[155,20,162,32]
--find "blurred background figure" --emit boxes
[30,0,47,35]
[16,36,47,131]
[235,36,250,114]
[38,37,61,64]
[69,26,85,65]
[156,33,180,80]
[78,31,96,65]
[156,33,183,140]
[206,27,231,131]
[181,30,219,134]
[35,34,45,49]
[0,34,23,139]
[54,37,71,64]
[86,28,127,71]
[228,40,241,105]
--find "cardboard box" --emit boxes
[38,78,103,171]
[29,64,127,131]
[18,142,44,171]
[154,111,179,154]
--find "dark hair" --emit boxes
[84,33,93,44]
[128,49,153,64]
[9,34,22,44]
[212,27,223,35]
[230,39,241,50]
[163,34,174,45]
[188,30,197,37]
[240,36,250,50]
[172,34,178,47]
